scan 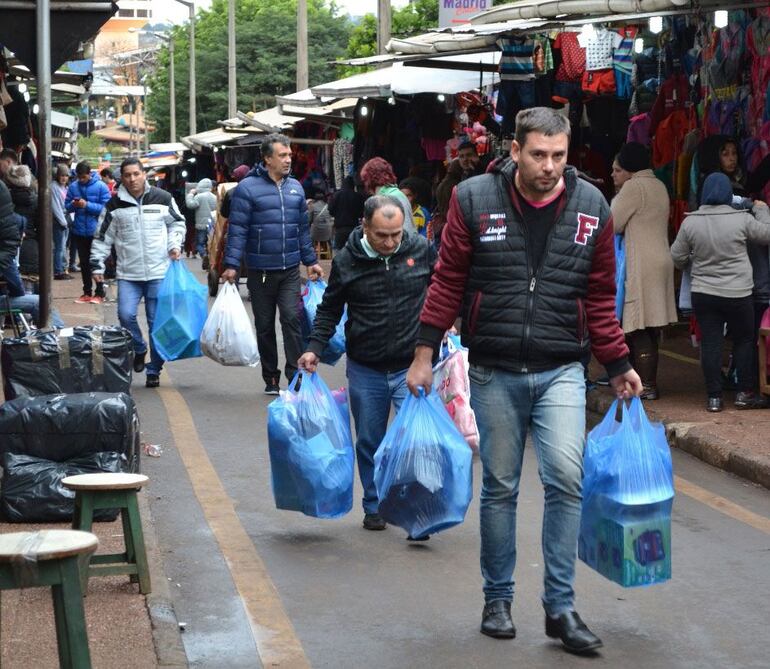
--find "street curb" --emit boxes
[138,491,189,667]
[585,390,770,492]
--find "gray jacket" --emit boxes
[186,178,217,231]
[91,183,186,281]
[671,204,770,299]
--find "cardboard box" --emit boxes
[579,513,671,587]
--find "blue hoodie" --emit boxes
[65,172,111,237]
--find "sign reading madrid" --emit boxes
[439,0,494,28]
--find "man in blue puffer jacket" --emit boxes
[66,161,111,303]
[222,133,324,394]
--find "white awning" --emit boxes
[311,60,498,99]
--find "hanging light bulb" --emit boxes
[32,103,39,114]
[181,170,189,178]
[649,16,663,34]
[18,82,27,93]
[634,38,644,54]
[387,96,396,106]
[437,94,446,103]
[714,10,728,28]
[360,104,369,117]
[23,92,30,102]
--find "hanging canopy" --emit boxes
[311,60,499,99]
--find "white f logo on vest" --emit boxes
[574,213,600,246]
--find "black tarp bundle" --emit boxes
[0,392,140,522]
[1,325,134,400]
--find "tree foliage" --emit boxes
[145,0,352,142]
[344,0,439,65]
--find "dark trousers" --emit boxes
[334,227,354,250]
[626,327,661,389]
[247,267,303,384]
[71,234,104,298]
[692,292,755,397]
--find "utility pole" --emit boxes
[36,0,52,328]
[297,0,308,91]
[228,0,237,117]
[168,38,176,142]
[377,0,391,55]
[174,0,196,135]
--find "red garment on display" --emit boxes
[554,32,586,83]
[649,73,690,134]
[652,108,692,168]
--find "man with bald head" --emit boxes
[298,194,435,532]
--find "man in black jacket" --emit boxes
[328,176,366,249]
[0,180,21,275]
[298,195,434,531]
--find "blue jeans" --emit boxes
[196,229,208,257]
[52,225,67,274]
[3,293,65,328]
[469,362,585,616]
[117,279,164,376]
[346,358,409,514]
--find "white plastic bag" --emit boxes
[200,282,260,366]
[433,335,479,452]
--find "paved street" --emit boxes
[126,261,770,669]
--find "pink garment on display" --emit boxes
[627,113,652,146]
[421,137,448,161]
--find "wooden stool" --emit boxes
[62,473,151,595]
[0,529,98,669]
[315,240,333,260]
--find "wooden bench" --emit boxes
[759,327,770,396]
[62,473,151,595]
[0,529,98,668]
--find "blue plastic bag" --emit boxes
[374,390,473,539]
[151,261,208,361]
[615,234,626,321]
[579,398,675,587]
[267,372,354,518]
[302,279,347,366]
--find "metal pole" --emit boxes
[143,82,149,155]
[169,38,176,142]
[296,0,308,91]
[189,2,196,135]
[36,0,53,328]
[228,0,237,117]
[377,0,391,55]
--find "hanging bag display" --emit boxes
[579,398,675,587]
[301,279,347,365]
[151,260,208,361]
[374,389,473,539]
[200,282,259,367]
[267,371,354,519]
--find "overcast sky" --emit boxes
[154,0,410,24]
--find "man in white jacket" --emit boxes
[91,157,186,388]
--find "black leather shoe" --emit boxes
[145,374,160,388]
[480,600,516,639]
[545,611,602,654]
[707,397,723,413]
[362,513,387,531]
[639,385,659,401]
[133,350,146,373]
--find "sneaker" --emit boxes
[90,296,104,304]
[734,391,769,410]
[406,534,430,542]
[54,273,73,280]
[74,294,92,304]
[201,255,210,271]
[133,350,147,373]
[264,378,280,395]
[145,374,160,388]
[362,513,387,531]
[68,265,79,272]
[707,397,723,413]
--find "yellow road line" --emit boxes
[660,348,700,366]
[157,377,310,669]
[675,475,770,536]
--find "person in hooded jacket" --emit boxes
[66,161,111,303]
[671,172,770,412]
[185,177,217,261]
[298,194,435,532]
[328,175,366,249]
[222,133,324,395]
[4,164,38,275]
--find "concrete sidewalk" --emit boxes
[0,274,187,669]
